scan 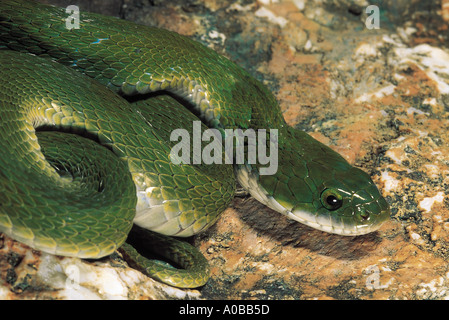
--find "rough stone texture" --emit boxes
[0,233,202,299]
[2,0,449,299]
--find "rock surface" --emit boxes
[2,0,449,299]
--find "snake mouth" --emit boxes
[285,206,390,236]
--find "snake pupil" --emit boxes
[326,195,342,210]
[327,195,337,205]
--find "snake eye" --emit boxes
[321,188,343,211]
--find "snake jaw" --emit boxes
[286,206,390,236]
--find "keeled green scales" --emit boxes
[0,0,389,288]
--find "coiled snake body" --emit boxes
[0,0,390,288]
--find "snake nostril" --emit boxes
[360,211,370,220]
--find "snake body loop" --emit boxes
[0,0,390,288]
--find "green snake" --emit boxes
[0,0,390,288]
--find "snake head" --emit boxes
[242,160,390,236]
[269,164,390,236]
[309,166,391,235]
[249,128,390,236]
